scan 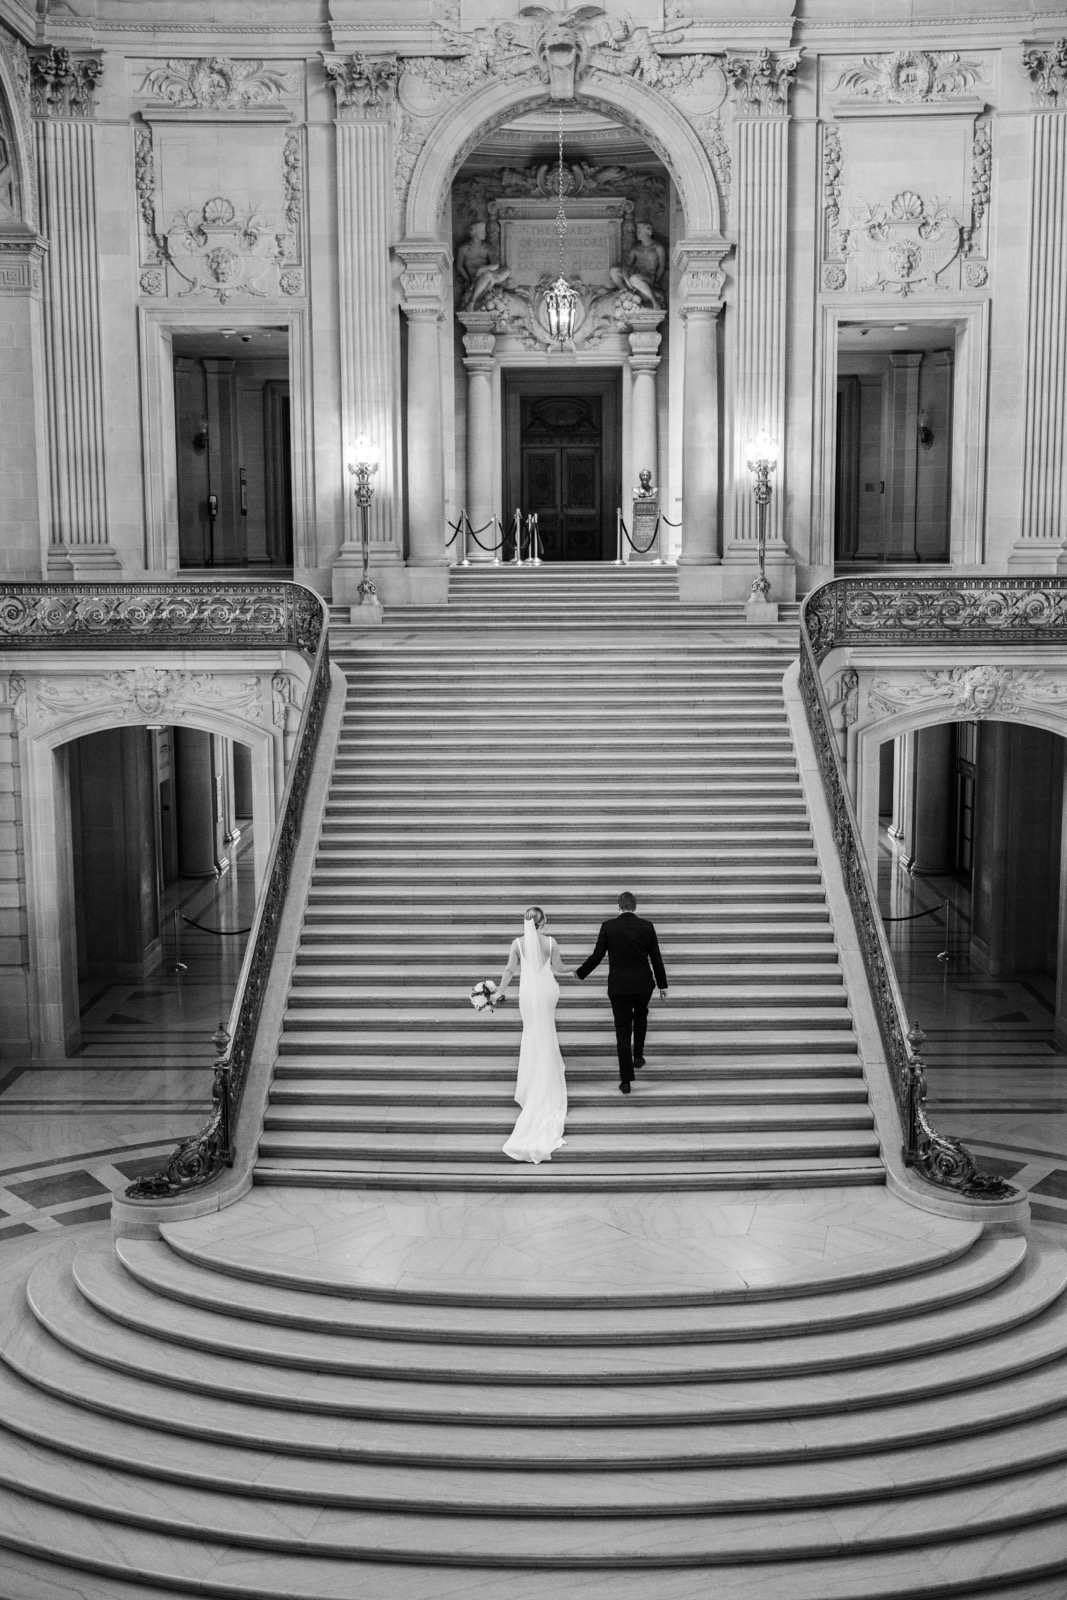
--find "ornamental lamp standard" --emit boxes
[544,104,579,346]
[345,435,382,608]
[745,432,779,602]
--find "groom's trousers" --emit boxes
[610,992,650,1083]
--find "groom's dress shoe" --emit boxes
[634,1057,645,1068]
[619,1081,631,1095]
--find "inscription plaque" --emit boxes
[503,218,619,287]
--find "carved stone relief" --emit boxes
[846,190,962,297]
[32,668,265,731]
[1023,38,1067,106]
[29,49,103,117]
[3,673,26,729]
[0,103,17,220]
[394,17,733,220]
[964,116,991,262]
[164,196,281,302]
[833,51,985,104]
[821,122,844,287]
[134,121,303,299]
[138,58,294,110]
[868,666,1067,719]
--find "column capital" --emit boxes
[0,227,47,296]
[30,47,104,118]
[322,52,398,121]
[1022,38,1067,107]
[724,49,801,117]
[459,310,496,365]
[673,237,730,315]
[397,237,451,320]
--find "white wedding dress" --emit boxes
[502,920,568,1164]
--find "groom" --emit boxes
[575,892,668,1094]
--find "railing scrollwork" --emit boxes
[800,577,1022,1202]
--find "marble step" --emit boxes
[254,1160,887,1191]
[115,1232,1020,1342]
[336,729,796,745]
[302,889,830,909]
[80,1244,1066,1387]
[281,990,848,1013]
[25,1273,1067,1472]
[314,847,819,868]
[261,1105,875,1137]
[256,1130,881,1164]
[291,957,838,977]
[27,1247,1067,1427]
[275,1033,859,1059]
[270,1054,866,1078]
[343,704,788,719]
[266,1079,868,1106]
[296,920,836,940]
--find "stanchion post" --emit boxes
[529,513,542,567]
[614,508,624,565]
[459,511,470,567]
[171,909,188,973]
[493,516,503,566]
[651,515,664,567]
[513,508,523,566]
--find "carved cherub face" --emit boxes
[469,221,486,242]
[636,223,653,243]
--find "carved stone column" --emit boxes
[628,311,663,503]
[0,223,48,580]
[399,240,451,601]
[674,244,727,594]
[459,312,496,563]
[324,55,403,601]
[722,51,799,601]
[1011,90,1067,571]
[31,48,119,575]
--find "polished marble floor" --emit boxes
[879,828,1067,1229]
[3,825,1067,1246]
[0,850,253,1244]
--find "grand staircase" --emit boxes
[3,566,1067,1597]
[260,565,879,1189]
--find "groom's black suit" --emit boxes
[575,912,668,1083]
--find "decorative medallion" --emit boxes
[847,190,962,296]
[138,58,293,110]
[833,50,985,103]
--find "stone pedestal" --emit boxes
[627,310,664,564]
[630,492,660,564]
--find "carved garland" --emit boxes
[138,58,294,110]
[833,50,985,103]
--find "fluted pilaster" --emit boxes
[35,114,118,572]
[1013,111,1067,566]
[728,115,788,562]
[335,115,400,561]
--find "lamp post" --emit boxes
[345,435,382,609]
[745,432,779,602]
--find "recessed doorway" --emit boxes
[834,321,955,568]
[172,326,293,572]
[503,370,621,561]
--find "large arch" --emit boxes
[21,700,281,1059]
[404,71,725,244]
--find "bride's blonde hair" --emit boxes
[524,906,546,928]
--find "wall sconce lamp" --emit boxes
[345,435,382,609]
[192,417,209,456]
[745,432,779,602]
[918,411,935,451]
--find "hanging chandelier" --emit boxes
[543,104,579,345]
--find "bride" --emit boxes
[494,907,575,1164]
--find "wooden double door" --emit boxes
[503,371,620,561]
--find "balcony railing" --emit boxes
[0,581,330,1200]
[797,575,1067,1202]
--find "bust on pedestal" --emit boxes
[630,470,661,565]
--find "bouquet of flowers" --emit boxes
[470,980,506,1012]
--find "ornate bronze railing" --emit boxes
[797,576,1051,1201]
[0,580,330,1200]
